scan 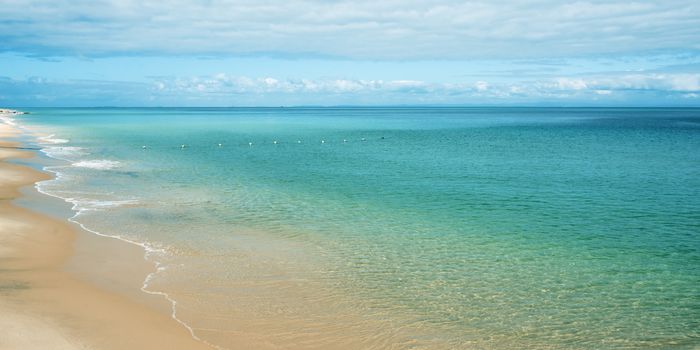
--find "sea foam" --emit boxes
[0,116,17,126]
[72,159,121,170]
[38,134,70,144]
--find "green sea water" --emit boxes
[14,107,700,349]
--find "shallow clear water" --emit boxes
[16,107,700,349]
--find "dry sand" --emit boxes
[0,119,212,349]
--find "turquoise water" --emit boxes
[15,107,700,349]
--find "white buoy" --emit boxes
[321,140,326,144]
[218,143,223,147]
[297,140,302,144]
[343,139,347,143]
[361,138,367,142]
[142,145,147,149]
[181,144,186,148]
[273,140,278,144]
[248,142,253,146]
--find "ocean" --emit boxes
[13,107,700,349]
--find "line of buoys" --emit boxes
[142,137,383,150]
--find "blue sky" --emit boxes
[1,0,699,106]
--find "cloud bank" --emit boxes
[150,73,700,97]
[3,73,698,106]
[1,0,699,59]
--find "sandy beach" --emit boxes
[0,112,211,350]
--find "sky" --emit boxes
[1,0,700,107]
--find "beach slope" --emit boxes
[0,117,211,349]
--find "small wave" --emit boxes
[41,146,85,160]
[72,159,121,170]
[31,178,213,347]
[38,134,70,144]
[71,198,140,212]
[0,116,17,126]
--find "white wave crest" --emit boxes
[0,116,17,126]
[38,134,70,144]
[72,159,121,170]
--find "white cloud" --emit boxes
[475,81,489,92]
[555,78,588,91]
[263,77,279,87]
[1,0,699,59]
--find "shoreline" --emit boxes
[0,111,213,349]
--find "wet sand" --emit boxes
[0,118,212,349]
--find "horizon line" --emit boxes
[9,105,700,109]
